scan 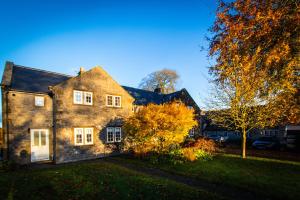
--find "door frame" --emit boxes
[30,129,50,162]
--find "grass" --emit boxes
[0,161,221,200]
[114,154,300,200]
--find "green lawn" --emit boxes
[114,154,300,200]
[0,161,221,200]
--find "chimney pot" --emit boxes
[79,67,85,75]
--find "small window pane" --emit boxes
[107,128,114,142]
[115,127,121,142]
[74,91,83,104]
[33,131,39,146]
[76,134,82,144]
[35,96,44,107]
[84,92,93,105]
[107,96,113,106]
[114,96,121,107]
[41,131,46,146]
[75,128,83,145]
[86,134,92,142]
[85,128,93,144]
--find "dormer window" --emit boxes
[35,96,44,107]
[73,90,93,105]
[106,95,121,107]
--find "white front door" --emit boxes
[31,129,50,162]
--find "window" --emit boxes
[107,127,114,143]
[106,95,121,107]
[73,90,93,105]
[74,90,83,104]
[114,96,121,107]
[74,128,84,145]
[40,131,46,146]
[35,96,44,106]
[106,127,122,143]
[74,128,94,145]
[115,127,121,142]
[189,128,195,137]
[85,128,93,145]
[106,95,113,106]
[84,92,93,105]
[33,131,39,146]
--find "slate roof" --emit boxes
[121,86,164,105]
[10,65,71,93]
[3,63,193,106]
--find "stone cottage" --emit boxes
[1,61,200,164]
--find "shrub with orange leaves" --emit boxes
[181,148,197,162]
[124,101,197,155]
[185,137,217,154]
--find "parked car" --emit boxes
[207,135,228,143]
[252,136,280,149]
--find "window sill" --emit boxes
[106,106,122,108]
[73,103,94,106]
[74,143,94,146]
[106,141,122,144]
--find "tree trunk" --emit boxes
[242,129,247,159]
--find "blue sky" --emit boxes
[0,0,217,109]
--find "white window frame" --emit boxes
[84,92,93,105]
[106,127,122,143]
[106,127,115,143]
[106,95,122,107]
[84,128,94,145]
[114,127,122,142]
[114,96,121,107]
[35,96,45,107]
[73,90,83,104]
[106,95,114,107]
[74,128,84,145]
[73,90,93,105]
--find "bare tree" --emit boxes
[139,69,179,94]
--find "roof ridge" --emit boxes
[13,64,73,78]
[122,85,162,94]
[122,85,184,96]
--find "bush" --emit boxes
[124,102,197,155]
[182,148,197,161]
[184,137,217,154]
[195,149,213,161]
[127,137,216,164]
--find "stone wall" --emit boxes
[53,67,134,163]
[4,91,53,164]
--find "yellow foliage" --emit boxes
[123,102,197,155]
[181,148,197,162]
[209,0,299,125]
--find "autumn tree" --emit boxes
[139,69,179,94]
[208,0,299,158]
[123,102,197,155]
[205,77,281,158]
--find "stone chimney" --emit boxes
[78,67,85,75]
